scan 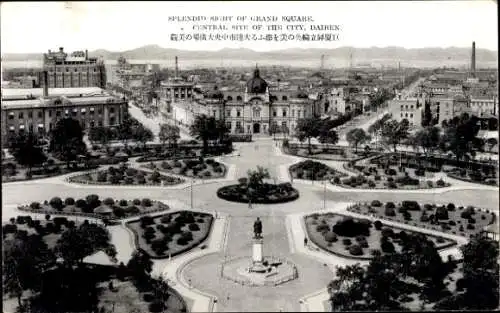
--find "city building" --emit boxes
[1,72,127,145]
[42,47,106,89]
[470,96,498,117]
[391,98,422,127]
[167,66,314,135]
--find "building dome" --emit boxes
[246,66,268,94]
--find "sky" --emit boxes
[1,1,498,53]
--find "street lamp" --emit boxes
[190,179,194,209]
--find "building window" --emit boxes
[226,109,231,117]
[8,112,14,120]
[292,110,295,117]
[227,96,233,101]
[410,105,414,109]
[282,121,287,129]
[110,117,116,125]
[282,109,287,117]
[98,121,103,127]
[236,121,242,130]
[38,111,43,118]
[405,113,408,118]
[401,105,403,110]
[273,110,277,117]
[282,96,288,101]
[236,96,242,101]
[98,108,103,114]
[401,113,404,117]
[226,122,231,130]
[109,107,115,114]
[236,110,241,117]
[28,111,33,118]
[410,113,413,118]
[29,124,33,132]
[56,111,61,117]
[90,107,95,115]
[18,112,24,119]
[72,109,78,117]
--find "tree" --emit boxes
[414,126,441,157]
[12,132,47,175]
[318,122,339,148]
[127,250,153,282]
[189,114,219,155]
[215,119,230,143]
[295,117,322,154]
[88,126,112,148]
[247,166,270,189]
[3,235,55,306]
[49,118,87,168]
[440,113,480,162]
[381,119,409,152]
[133,125,154,150]
[55,224,115,266]
[281,124,290,138]
[346,128,371,153]
[159,124,180,154]
[421,100,433,126]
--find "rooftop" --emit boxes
[1,95,125,110]
[1,87,106,100]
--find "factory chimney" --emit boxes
[43,71,49,97]
[85,49,88,60]
[471,41,476,78]
[175,56,179,78]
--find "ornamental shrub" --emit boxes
[49,197,64,210]
[371,200,382,207]
[119,199,128,206]
[64,197,75,206]
[133,199,141,205]
[141,198,152,207]
[30,202,41,210]
[381,240,395,253]
[324,232,338,242]
[342,238,352,246]
[103,198,115,206]
[188,223,200,231]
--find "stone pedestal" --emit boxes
[250,237,267,273]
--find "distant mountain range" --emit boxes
[2,44,497,63]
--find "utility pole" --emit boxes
[190,179,194,209]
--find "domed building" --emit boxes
[167,64,317,136]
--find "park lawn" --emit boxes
[25,199,170,220]
[304,213,456,259]
[69,168,184,186]
[127,211,213,258]
[350,202,495,236]
[143,158,227,179]
[97,278,186,313]
[340,163,450,190]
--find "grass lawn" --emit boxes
[127,211,213,258]
[349,201,495,236]
[304,213,456,259]
[23,198,170,220]
[98,278,187,313]
[69,167,184,186]
[339,162,450,190]
[289,160,347,181]
[143,158,226,179]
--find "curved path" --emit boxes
[2,138,498,312]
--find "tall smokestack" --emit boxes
[85,49,88,60]
[471,41,476,77]
[43,71,49,97]
[175,56,179,78]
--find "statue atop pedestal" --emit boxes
[253,217,263,239]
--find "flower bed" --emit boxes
[304,212,457,260]
[20,196,170,220]
[217,182,299,204]
[142,157,227,179]
[126,211,213,258]
[283,145,377,161]
[338,160,451,190]
[68,164,184,186]
[445,167,498,187]
[289,160,347,181]
[347,200,496,236]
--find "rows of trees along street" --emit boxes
[328,234,499,311]
[88,113,154,149]
[292,111,495,165]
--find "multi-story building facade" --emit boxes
[42,47,106,89]
[470,96,498,117]
[392,98,422,127]
[167,66,314,135]
[1,80,127,145]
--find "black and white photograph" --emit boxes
[1,1,499,312]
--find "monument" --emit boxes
[220,217,298,286]
[250,217,266,273]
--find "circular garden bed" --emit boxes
[142,157,226,179]
[69,164,184,186]
[20,195,170,220]
[304,212,456,260]
[126,211,213,258]
[217,182,299,204]
[347,200,496,236]
[445,167,498,186]
[289,160,347,181]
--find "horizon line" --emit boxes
[1,44,498,55]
